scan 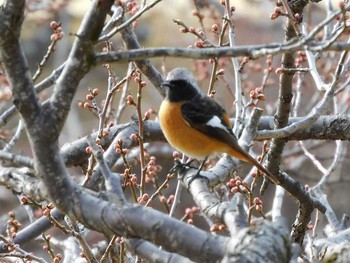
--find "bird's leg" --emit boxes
[196,156,208,175]
[187,156,209,184]
[170,157,208,183]
[170,157,197,175]
[182,157,208,174]
[184,157,197,168]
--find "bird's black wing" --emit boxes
[181,95,240,149]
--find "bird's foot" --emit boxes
[170,159,194,175]
[169,158,208,185]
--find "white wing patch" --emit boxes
[206,116,229,132]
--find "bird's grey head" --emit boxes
[162,68,202,102]
[166,68,201,91]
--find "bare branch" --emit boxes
[48,0,115,135]
[0,63,64,128]
[126,238,195,263]
[99,0,164,41]
[0,0,40,125]
[94,41,350,64]
[120,20,164,95]
[0,167,48,201]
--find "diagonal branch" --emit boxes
[0,0,41,126]
[47,0,114,136]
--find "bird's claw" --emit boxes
[169,159,208,184]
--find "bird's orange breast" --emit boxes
[159,100,232,159]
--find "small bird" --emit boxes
[158,68,277,184]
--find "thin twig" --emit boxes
[3,120,24,152]
[99,0,164,41]
[135,73,147,196]
[224,0,244,136]
[0,235,47,263]
[100,235,117,262]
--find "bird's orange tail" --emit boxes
[227,147,279,185]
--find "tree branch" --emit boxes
[93,41,350,64]
[58,115,350,169]
[0,0,41,125]
[48,0,115,136]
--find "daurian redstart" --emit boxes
[159,68,277,183]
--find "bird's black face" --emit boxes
[162,79,200,102]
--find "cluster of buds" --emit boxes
[42,235,60,262]
[6,212,21,239]
[179,23,204,41]
[130,174,138,185]
[78,88,100,109]
[249,87,265,101]
[181,26,205,39]
[146,157,163,184]
[253,197,263,212]
[134,74,147,88]
[159,193,173,205]
[270,7,284,20]
[270,7,301,23]
[102,121,114,138]
[147,156,158,176]
[126,1,139,15]
[123,168,137,187]
[210,223,226,232]
[42,203,54,217]
[137,193,149,204]
[226,175,249,194]
[85,143,104,154]
[184,206,200,224]
[115,139,128,155]
[194,40,207,48]
[50,21,64,42]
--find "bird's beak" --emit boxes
[161,81,171,88]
